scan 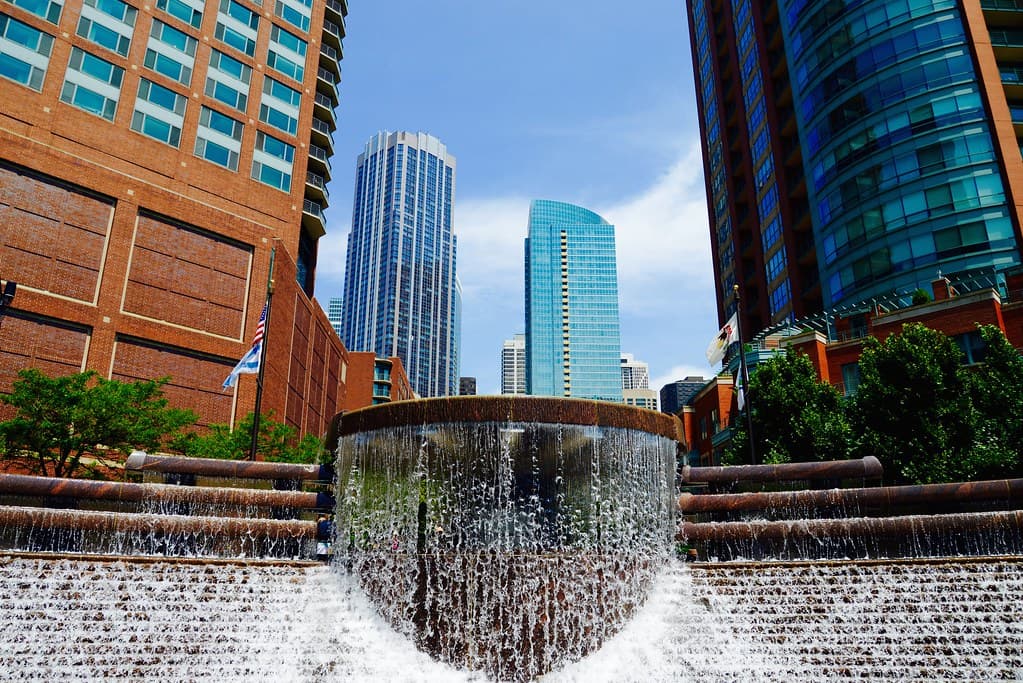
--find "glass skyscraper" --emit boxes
[688,0,1023,338]
[525,200,622,402]
[340,131,458,397]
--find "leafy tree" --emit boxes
[177,411,328,464]
[963,325,1023,478]
[0,369,196,478]
[725,348,852,465]
[850,323,977,484]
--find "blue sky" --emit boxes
[314,1,720,395]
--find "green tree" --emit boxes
[964,325,1023,478]
[0,369,196,478]
[177,411,327,464]
[850,323,976,484]
[725,348,852,465]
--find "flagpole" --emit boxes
[249,247,276,461]
[733,284,757,466]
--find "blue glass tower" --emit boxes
[525,200,622,402]
[341,131,458,397]
[688,0,1023,338]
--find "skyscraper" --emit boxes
[341,131,459,397]
[620,353,650,390]
[687,0,1023,338]
[327,297,343,338]
[525,200,622,402]
[0,0,348,437]
[501,333,526,395]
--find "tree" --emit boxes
[963,325,1023,478]
[0,369,197,478]
[850,323,976,484]
[725,348,852,465]
[177,411,328,464]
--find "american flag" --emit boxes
[223,303,268,390]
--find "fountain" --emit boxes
[3,396,1023,680]
[329,396,682,681]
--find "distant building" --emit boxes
[620,353,650,390]
[525,200,622,402]
[660,376,708,415]
[327,298,344,338]
[623,388,659,411]
[501,334,527,395]
[344,353,415,409]
[340,131,459,397]
[459,377,476,396]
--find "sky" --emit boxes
[313,1,720,396]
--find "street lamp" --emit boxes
[0,280,16,329]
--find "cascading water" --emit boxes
[333,397,680,681]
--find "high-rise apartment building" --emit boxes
[687,0,1023,338]
[340,131,459,397]
[0,0,348,437]
[525,200,622,402]
[501,333,526,395]
[620,353,650,390]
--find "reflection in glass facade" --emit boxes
[341,131,459,398]
[782,0,1019,307]
[525,200,622,402]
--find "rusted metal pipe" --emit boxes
[0,473,334,510]
[678,478,1023,514]
[681,456,883,484]
[677,510,1023,542]
[125,453,334,481]
[0,505,316,538]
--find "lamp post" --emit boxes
[0,280,16,329]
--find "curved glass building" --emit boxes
[688,0,1023,337]
[525,200,622,402]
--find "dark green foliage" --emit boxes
[0,369,197,478]
[177,411,327,464]
[962,325,1023,479]
[911,288,932,306]
[850,323,977,484]
[725,349,852,465]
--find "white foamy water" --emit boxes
[4,554,1023,681]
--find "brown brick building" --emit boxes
[682,271,1023,466]
[0,0,349,441]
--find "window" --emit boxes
[251,130,293,191]
[273,0,310,32]
[215,0,257,56]
[155,0,202,28]
[267,24,305,81]
[76,0,136,56]
[258,76,299,135]
[841,363,860,396]
[131,77,186,146]
[144,19,196,85]
[8,0,63,23]
[60,46,123,120]
[195,105,242,170]
[205,49,251,112]
[0,14,53,91]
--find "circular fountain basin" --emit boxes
[331,396,682,680]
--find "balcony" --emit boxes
[305,170,329,202]
[983,0,1023,12]
[310,116,334,151]
[322,19,343,48]
[324,0,347,28]
[319,43,342,77]
[302,198,326,238]
[317,67,339,100]
[308,143,332,177]
[991,29,1023,59]
[314,92,337,126]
